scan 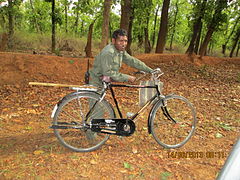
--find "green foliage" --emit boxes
[160,171,172,180]
[123,162,132,169]
[0,0,239,56]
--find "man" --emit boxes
[89,29,153,87]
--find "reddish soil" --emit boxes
[0,52,239,179]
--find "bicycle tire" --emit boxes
[53,91,115,152]
[150,95,197,149]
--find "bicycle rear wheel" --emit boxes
[150,95,197,148]
[53,91,115,152]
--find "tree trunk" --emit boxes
[199,0,227,58]
[230,28,240,58]
[120,0,133,54]
[64,0,68,33]
[126,7,134,55]
[144,28,151,53]
[236,41,240,57]
[186,0,206,55]
[151,5,160,49]
[51,0,56,53]
[169,0,179,51]
[222,16,239,55]
[74,0,80,34]
[100,0,112,49]
[85,22,95,58]
[194,21,202,54]
[7,0,14,49]
[155,0,170,53]
[120,0,131,32]
[29,0,40,33]
[199,28,214,57]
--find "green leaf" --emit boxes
[123,162,131,169]
[215,132,223,138]
[68,60,74,64]
[219,123,232,131]
[161,171,172,180]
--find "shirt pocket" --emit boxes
[112,56,121,69]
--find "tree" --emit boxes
[155,0,171,53]
[222,15,240,56]
[169,0,180,51]
[85,21,95,57]
[143,0,152,53]
[151,4,160,49]
[51,0,56,53]
[120,0,131,32]
[185,0,207,55]
[29,0,40,33]
[7,0,14,49]
[120,0,133,54]
[61,0,71,33]
[100,0,112,49]
[229,27,240,57]
[199,0,228,58]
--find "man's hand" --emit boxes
[128,75,136,83]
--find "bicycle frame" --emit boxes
[85,81,163,123]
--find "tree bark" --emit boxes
[51,0,56,53]
[186,0,206,55]
[144,27,151,53]
[236,41,240,57]
[120,0,131,32]
[74,0,80,34]
[100,0,112,49]
[126,8,134,55]
[64,0,68,33]
[230,28,240,58]
[169,0,179,51]
[155,0,170,53]
[120,0,133,54]
[85,22,95,57]
[199,28,214,57]
[194,21,202,54]
[7,0,14,49]
[222,16,239,55]
[29,0,40,33]
[199,0,227,58]
[151,5,160,49]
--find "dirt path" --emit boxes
[0,52,239,179]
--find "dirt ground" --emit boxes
[0,52,239,179]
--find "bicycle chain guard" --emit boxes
[90,119,135,136]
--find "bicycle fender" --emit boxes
[51,91,101,119]
[147,94,176,134]
[147,99,163,134]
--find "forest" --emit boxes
[0,0,240,179]
[0,0,239,58]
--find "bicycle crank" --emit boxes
[90,119,135,136]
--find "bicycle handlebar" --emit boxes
[102,68,163,84]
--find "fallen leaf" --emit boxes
[215,132,223,138]
[33,150,44,155]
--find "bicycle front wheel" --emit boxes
[150,95,197,149]
[53,91,115,152]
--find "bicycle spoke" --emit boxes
[151,95,196,149]
[53,92,115,152]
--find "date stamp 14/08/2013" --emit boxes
[167,151,227,159]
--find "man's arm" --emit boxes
[101,53,131,82]
[122,52,153,73]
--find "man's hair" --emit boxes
[112,29,128,39]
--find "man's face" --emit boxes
[112,35,128,51]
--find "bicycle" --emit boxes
[50,68,197,152]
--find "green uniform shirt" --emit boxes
[89,44,153,86]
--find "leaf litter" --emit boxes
[0,52,239,179]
